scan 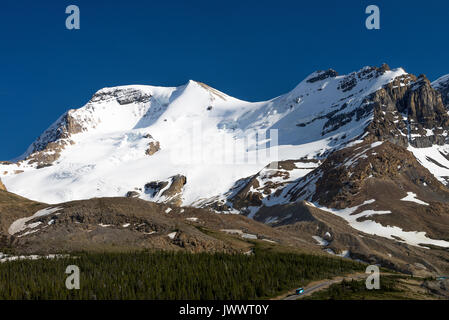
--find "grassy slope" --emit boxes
[0,190,46,234]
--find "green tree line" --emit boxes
[0,249,364,300]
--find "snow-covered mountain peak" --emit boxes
[0,64,426,206]
[20,80,242,160]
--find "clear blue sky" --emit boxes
[1,0,448,160]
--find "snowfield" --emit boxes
[1,68,407,206]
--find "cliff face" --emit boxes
[0,179,6,191]
[407,76,447,125]
[365,74,449,148]
[23,111,82,167]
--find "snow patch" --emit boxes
[8,207,63,235]
[400,192,429,206]
[167,232,177,239]
[312,236,329,246]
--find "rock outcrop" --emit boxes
[125,191,140,198]
[306,69,338,83]
[407,75,448,128]
[0,179,6,191]
[23,110,84,167]
[142,133,161,156]
[364,73,449,148]
[89,87,152,105]
[144,175,187,206]
[145,141,161,156]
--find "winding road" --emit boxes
[283,273,369,300]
